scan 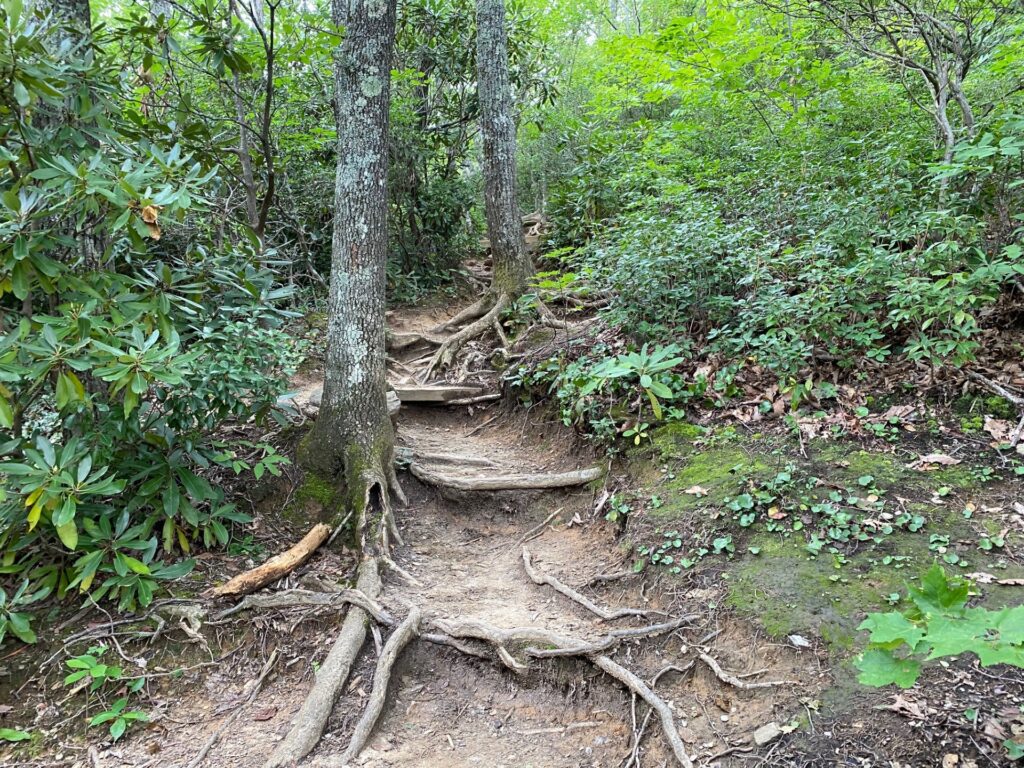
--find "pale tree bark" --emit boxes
[476,0,531,298]
[299,0,401,546]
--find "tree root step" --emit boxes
[409,463,603,491]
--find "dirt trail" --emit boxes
[98,301,812,768]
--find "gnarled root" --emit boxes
[421,293,510,381]
[522,548,663,622]
[431,296,491,333]
[340,607,421,765]
[263,558,381,768]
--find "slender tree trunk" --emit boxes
[476,0,531,298]
[300,0,399,541]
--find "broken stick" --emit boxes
[210,523,331,598]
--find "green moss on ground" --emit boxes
[637,431,1021,654]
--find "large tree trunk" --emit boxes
[299,0,399,542]
[476,0,531,298]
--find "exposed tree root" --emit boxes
[696,650,799,690]
[524,618,693,658]
[340,607,421,764]
[431,295,491,332]
[592,655,694,768]
[522,547,662,621]
[187,649,279,768]
[409,462,602,491]
[421,292,511,381]
[397,447,500,468]
[263,558,381,768]
[214,587,392,623]
[208,523,330,598]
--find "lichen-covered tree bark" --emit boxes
[300,0,399,544]
[50,0,91,28]
[476,0,531,297]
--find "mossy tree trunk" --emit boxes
[476,0,531,299]
[300,0,399,547]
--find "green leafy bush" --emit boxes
[856,564,1024,689]
[0,3,300,640]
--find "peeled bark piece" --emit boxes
[409,462,602,491]
[210,523,330,598]
[264,557,381,768]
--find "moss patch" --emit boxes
[283,471,340,524]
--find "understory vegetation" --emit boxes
[1,0,1024,761]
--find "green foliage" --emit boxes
[519,0,1024,407]
[855,565,1024,691]
[64,646,148,740]
[0,4,300,640]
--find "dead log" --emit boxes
[264,558,381,768]
[209,523,330,598]
[409,463,602,492]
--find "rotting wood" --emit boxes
[209,523,330,598]
[966,370,1024,408]
[263,558,381,768]
[409,463,603,492]
[522,547,659,621]
[341,607,421,764]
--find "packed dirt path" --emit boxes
[63,301,812,768]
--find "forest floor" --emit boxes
[2,297,1023,768]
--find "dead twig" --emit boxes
[186,649,279,768]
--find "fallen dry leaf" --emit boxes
[910,452,961,470]
[684,485,709,497]
[251,706,278,722]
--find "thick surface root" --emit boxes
[340,607,421,765]
[409,463,603,492]
[431,296,491,333]
[263,558,381,768]
[421,293,510,381]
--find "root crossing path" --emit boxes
[130,302,810,768]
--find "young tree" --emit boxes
[299,0,401,539]
[423,0,535,374]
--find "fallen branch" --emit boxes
[264,558,381,768]
[522,548,658,621]
[410,463,603,492]
[966,370,1024,408]
[210,523,331,598]
[397,447,500,469]
[696,651,798,690]
[342,607,421,764]
[515,508,564,546]
[187,649,279,768]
